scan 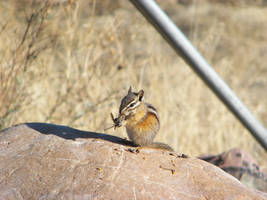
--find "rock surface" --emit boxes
[0,123,266,200]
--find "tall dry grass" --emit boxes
[0,0,56,128]
[0,0,266,167]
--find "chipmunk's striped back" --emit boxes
[146,103,160,126]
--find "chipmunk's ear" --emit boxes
[128,86,132,94]
[137,90,144,101]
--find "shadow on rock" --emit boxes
[25,122,135,146]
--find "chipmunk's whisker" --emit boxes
[104,125,115,132]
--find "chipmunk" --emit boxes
[110,87,173,151]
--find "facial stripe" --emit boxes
[119,91,137,114]
[127,100,140,110]
[121,100,140,113]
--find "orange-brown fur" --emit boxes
[126,106,159,146]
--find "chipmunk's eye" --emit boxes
[129,103,135,108]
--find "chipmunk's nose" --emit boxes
[113,117,121,130]
[114,117,120,125]
[114,114,126,127]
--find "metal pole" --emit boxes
[129,0,267,150]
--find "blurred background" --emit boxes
[0,0,266,167]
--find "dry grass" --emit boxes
[0,0,266,167]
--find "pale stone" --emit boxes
[0,123,266,200]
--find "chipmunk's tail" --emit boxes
[147,142,174,152]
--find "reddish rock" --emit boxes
[199,148,267,192]
[0,123,266,200]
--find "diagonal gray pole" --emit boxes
[129,0,267,150]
